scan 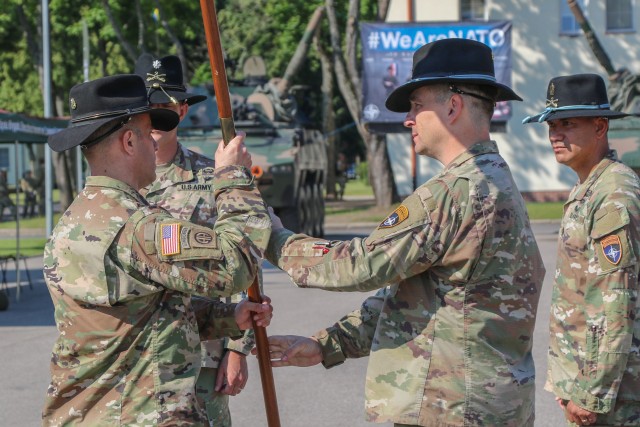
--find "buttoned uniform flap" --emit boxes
[590,205,629,239]
[366,191,433,247]
[151,218,223,262]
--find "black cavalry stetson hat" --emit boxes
[522,73,628,124]
[47,74,179,152]
[134,54,207,106]
[385,38,522,113]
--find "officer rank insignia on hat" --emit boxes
[601,235,622,265]
[379,205,409,229]
[546,82,558,108]
[161,223,181,256]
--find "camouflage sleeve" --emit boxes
[191,297,243,341]
[570,204,638,413]
[124,165,271,299]
[314,288,388,368]
[266,186,455,292]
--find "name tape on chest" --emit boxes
[378,205,409,229]
[179,184,213,191]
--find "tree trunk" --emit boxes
[325,0,397,208]
[135,0,146,53]
[103,0,138,62]
[366,133,394,207]
[153,0,188,80]
[315,32,336,199]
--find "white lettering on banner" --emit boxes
[373,28,506,50]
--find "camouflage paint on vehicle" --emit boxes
[178,80,327,237]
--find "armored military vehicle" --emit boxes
[178,8,328,236]
[567,0,640,175]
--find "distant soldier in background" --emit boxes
[20,170,37,218]
[34,158,45,216]
[0,169,16,221]
[335,152,347,200]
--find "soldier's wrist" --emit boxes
[314,328,345,369]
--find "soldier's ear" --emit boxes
[594,117,609,137]
[119,128,136,155]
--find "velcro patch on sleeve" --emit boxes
[160,223,181,256]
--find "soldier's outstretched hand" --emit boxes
[215,131,252,169]
[254,335,324,367]
[234,295,273,330]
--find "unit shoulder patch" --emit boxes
[601,235,622,265]
[378,205,409,229]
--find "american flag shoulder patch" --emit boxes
[161,223,181,256]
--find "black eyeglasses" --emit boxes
[449,85,495,105]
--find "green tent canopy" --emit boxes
[0,110,67,303]
[0,110,67,143]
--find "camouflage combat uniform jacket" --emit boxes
[142,144,254,425]
[546,151,640,416]
[42,167,270,426]
[268,141,545,426]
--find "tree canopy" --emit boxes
[1,0,395,207]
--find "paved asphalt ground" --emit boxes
[0,220,566,427]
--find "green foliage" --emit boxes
[0,0,370,159]
[357,161,370,185]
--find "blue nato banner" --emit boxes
[361,21,513,123]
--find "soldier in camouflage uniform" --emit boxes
[42,74,272,426]
[524,74,640,426]
[0,169,16,221]
[135,54,254,426]
[261,39,545,427]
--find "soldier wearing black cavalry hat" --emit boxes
[260,38,545,427]
[42,74,273,425]
[135,53,254,426]
[525,74,640,427]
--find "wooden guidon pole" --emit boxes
[199,1,281,426]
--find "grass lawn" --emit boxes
[340,179,373,197]
[329,180,564,222]
[526,202,564,220]
[0,237,47,257]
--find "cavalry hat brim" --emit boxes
[47,107,178,152]
[522,108,628,124]
[385,76,523,113]
[148,88,207,106]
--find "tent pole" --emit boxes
[14,140,21,302]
